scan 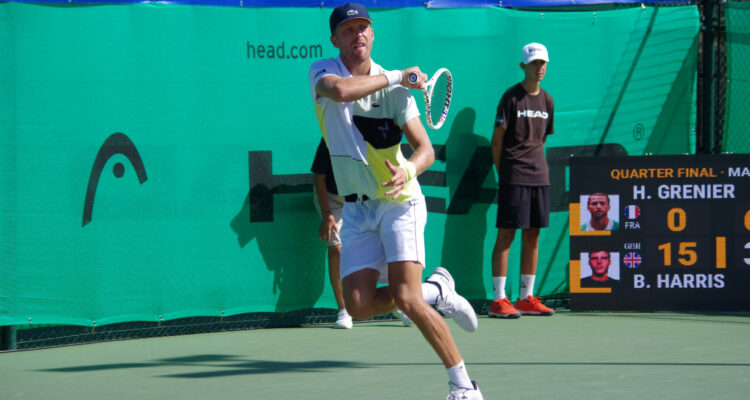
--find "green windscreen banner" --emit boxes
[725,1,750,153]
[0,3,698,327]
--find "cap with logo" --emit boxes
[522,43,549,64]
[330,3,373,34]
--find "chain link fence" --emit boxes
[723,0,750,152]
[8,310,386,350]
[3,296,574,350]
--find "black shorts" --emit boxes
[496,184,550,229]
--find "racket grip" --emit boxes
[408,73,418,84]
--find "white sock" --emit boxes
[492,276,507,300]
[520,274,535,299]
[447,360,473,389]
[422,281,441,305]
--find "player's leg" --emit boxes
[320,193,352,328]
[378,195,476,331]
[491,228,515,278]
[389,261,483,399]
[489,184,522,318]
[514,186,553,316]
[375,195,482,398]
[389,261,460,365]
[520,227,540,276]
[488,229,520,318]
[516,227,541,301]
[327,244,353,328]
[514,228,552,315]
[341,268,397,319]
[328,244,345,309]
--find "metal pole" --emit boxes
[701,0,715,154]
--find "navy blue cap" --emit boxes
[329,3,373,34]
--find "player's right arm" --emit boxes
[316,74,387,102]
[314,173,337,242]
[313,66,426,103]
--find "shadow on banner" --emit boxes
[231,190,326,313]
[442,108,495,300]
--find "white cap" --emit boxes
[522,43,549,64]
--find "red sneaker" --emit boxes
[514,296,555,316]
[488,298,520,319]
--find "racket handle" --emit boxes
[408,73,418,84]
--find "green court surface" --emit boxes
[2,312,749,400]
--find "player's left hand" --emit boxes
[382,159,406,200]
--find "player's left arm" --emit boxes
[544,94,555,144]
[383,117,434,199]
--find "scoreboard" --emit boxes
[568,154,750,311]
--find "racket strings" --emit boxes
[429,74,450,127]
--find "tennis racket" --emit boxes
[408,68,453,130]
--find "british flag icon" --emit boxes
[624,252,642,268]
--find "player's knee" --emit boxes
[343,298,373,320]
[391,289,421,316]
[497,230,515,246]
[521,228,540,243]
[347,308,371,320]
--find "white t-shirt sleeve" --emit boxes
[389,85,420,128]
[309,59,339,104]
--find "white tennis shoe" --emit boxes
[426,267,478,332]
[447,381,483,400]
[333,309,353,329]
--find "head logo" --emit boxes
[82,132,148,227]
[347,9,358,16]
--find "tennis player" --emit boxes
[309,3,483,399]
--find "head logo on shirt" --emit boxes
[517,110,549,119]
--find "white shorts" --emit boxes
[340,194,427,283]
[313,191,345,246]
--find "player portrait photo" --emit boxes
[580,250,620,287]
[580,193,620,231]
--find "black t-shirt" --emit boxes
[310,138,339,195]
[494,83,554,186]
[580,276,618,287]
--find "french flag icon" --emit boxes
[624,205,640,219]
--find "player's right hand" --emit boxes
[402,66,427,90]
[319,214,338,242]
